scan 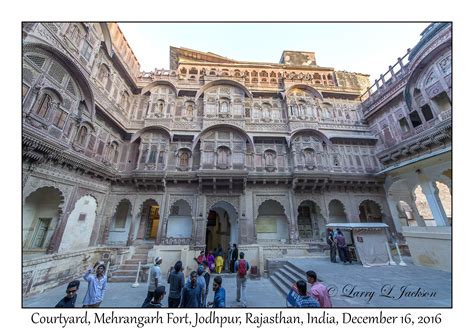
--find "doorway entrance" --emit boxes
[137,200,160,240]
[205,201,239,253]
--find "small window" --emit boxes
[421,104,434,122]
[78,213,87,221]
[31,218,51,249]
[36,94,52,118]
[433,92,451,112]
[52,109,68,129]
[399,117,410,133]
[148,146,157,163]
[409,111,423,128]
[87,135,96,150]
[158,151,164,164]
[97,141,105,155]
[180,152,189,167]
[140,146,149,163]
[80,41,93,61]
[77,126,88,146]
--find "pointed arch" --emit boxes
[284,84,324,101]
[191,124,255,153]
[141,80,179,96]
[130,125,172,143]
[23,42,96,121]
[290,128,332,145]
[194,79,253,102]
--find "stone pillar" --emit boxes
[420,181,449,226]
[386,197,403,233]
[46,186,78,253]
[288,190,298,243]
[155,215,167,245]
[408,197,426,227]
[194,217,206,246]
[240,193,254,244]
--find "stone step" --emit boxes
[270,271,293,296]
[112,270,138,276]
[282,264,306,280]
[124,259,147,265]
[279,267,302,284]
[108,275,139,283]
[117,264,141,271]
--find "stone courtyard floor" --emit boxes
[23,256,451,308]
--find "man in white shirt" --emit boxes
[141,256,162,307]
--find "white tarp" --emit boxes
[353,229,390,267]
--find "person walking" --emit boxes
[336,229,352,264]
[306,270,332,307]
[234,251,250,307]
[201,261,211,306]
[225,244,232,272]
[167,260,185,308]
[208,276,226,308]
[142,286,166,308]
[180,271,202,308]
[55,280,80,308]
[141,256,162,307]
[207,252,216,273]
[231,244,239,273]
[82,262,107,308]
[326,229,337,263]
[215,252,224,274]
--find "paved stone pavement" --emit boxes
[23,272,287,308]
[286,256,451,308]
[23,256,451,308]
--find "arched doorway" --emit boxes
[206,201,238,252]
[136,199,160,240]
[108,199,133,245]
[255,200,289,243]
[328,199,348,222]
[23,187,63,253]
[359,200,383,222]
[59,195,97,252]
[297,200,325,241]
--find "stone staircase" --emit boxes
[268,261,308,296]
[109,242,154,283]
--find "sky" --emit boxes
[119,23,430,85]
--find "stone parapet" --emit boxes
[402,226,451,272]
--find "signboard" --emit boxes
[256,217,277,233]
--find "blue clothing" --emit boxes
[299,295,320,308]
[212,287,226,308]
[287,288,320,308]
[180,282,202,308]
[82,270,107,306]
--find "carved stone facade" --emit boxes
[22,23,452,294]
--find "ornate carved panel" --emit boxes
[206,196,240,215]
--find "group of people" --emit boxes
[143,250,245,308]
[54,244,331,309]
[55,262,107,308]
[286,270,333,308]
[193,244,240,274]
[327,228,353,264]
